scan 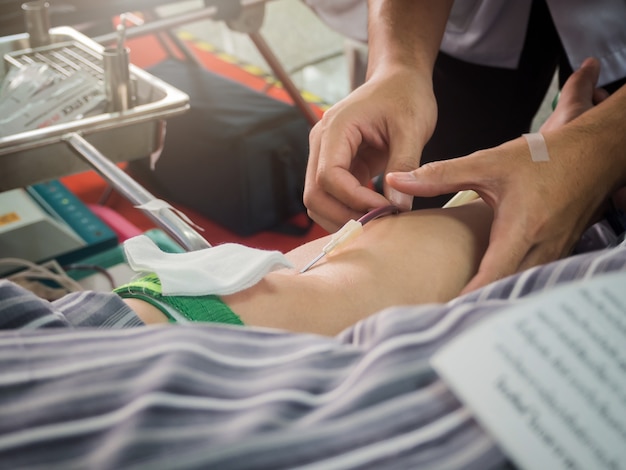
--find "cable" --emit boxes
[356,204,400,224]
[300,205,399,273]
[0,258,84,298]
[63,263,117,290]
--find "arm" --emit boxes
[303,0,454,232]
[228,200,491,335]
[128,200,493,336]
[367,0,451,74]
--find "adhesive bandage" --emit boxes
[522,132,550,162]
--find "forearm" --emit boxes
[127,202,493,335]
[569,84,626,190]
[542,84,626,221]
[366,0,453,78]
[226,201,493,335]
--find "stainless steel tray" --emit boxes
[0,26,211,251]
[0,26,190,192]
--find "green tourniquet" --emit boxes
[114,273,244,325]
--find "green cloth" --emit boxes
[114,273,244,325]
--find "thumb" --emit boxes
[382,140,423,211]
[387,154,484,200]
[541,57,601,132]
[558,57,600,110]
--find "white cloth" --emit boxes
[304,0,626,87]
[303,0,368,43]
[123,235,293,296]
[441,0,626,87]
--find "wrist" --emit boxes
[543,124,625,206]
[366,0,453,75]
[366,60,430,86]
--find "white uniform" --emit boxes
[302,0,368,43]
[442,0,626,87]
[304,0,626,86]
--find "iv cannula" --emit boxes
[299,205,399,273]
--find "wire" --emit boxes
[357,204,400,224]
[63,263,117,290]
[0,258,84,297]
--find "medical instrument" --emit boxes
[22,1,51,48]
[299,205,399,273]
[0,23,212,251]
[103,13,134,112]
[443,190,480,208]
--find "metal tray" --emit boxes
[0,26,190,191]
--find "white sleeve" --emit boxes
[302,0,368,43]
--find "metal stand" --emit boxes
[93,0,320,127]
[64,132,210,251]
[0,26,209,251]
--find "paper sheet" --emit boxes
[432,272,626,470]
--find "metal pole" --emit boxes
[64,132,212,251]
[249,30,319,127]
[92,0,271,45]
[92,0,319,127]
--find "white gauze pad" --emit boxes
[522,132,550,162]
[123,235,293,296]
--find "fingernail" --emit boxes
[387,188,413,211]
[388,171,417,183]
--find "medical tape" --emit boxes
[522,132,550,162]
[135,199,205,231]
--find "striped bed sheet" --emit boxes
[0,237,624,469]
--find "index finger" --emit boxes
[304,125,356,230]
[304,124,388,231]
[316,121,390,211]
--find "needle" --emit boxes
[300,252,326,273]
[299,219,363,273]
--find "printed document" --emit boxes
[432,272,626,470]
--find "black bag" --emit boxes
[129,59,312,236]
